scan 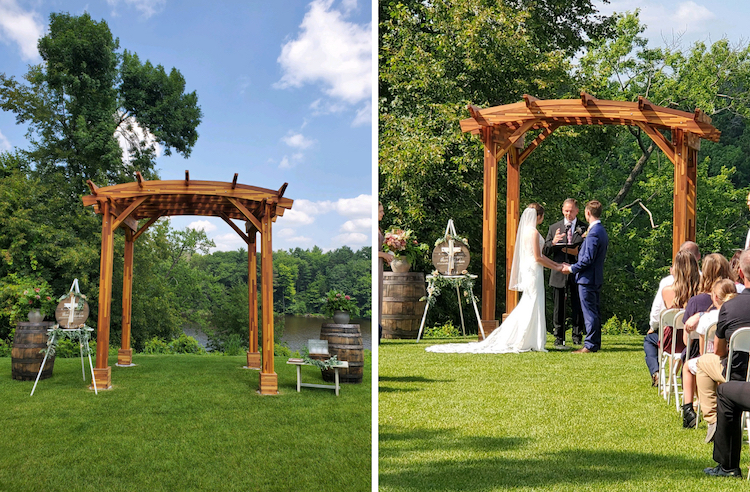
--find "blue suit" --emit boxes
[569,221,608,351]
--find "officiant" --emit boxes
[544,198,588,348]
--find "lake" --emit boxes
[183,315,373,353]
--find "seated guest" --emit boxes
[644,241,701,385]
[682,278,736,429]
[729,250,745,293]
[695,249,750,443]
[703,381,750,478]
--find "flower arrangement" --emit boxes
[433,232,469,248]
[383,227,429,265]
[322,290,360,317]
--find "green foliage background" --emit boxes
[379,4,750,333]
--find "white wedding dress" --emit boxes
[426,208,547,354]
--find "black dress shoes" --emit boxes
[703,465,741,477]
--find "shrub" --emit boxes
[223,333,245,356]
[142,337,173,354]
[0,338,11,357]
[169,333,205,354]
[602,315,639,335]
[424,320,461,338]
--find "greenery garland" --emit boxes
[421,272,478,307]
[433,233,469,248]
[301,347,340,370]
[42,325,92,357]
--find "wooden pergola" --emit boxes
[459,92,720,337]
[82,171,293,394]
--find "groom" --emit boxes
[562,200,608,353]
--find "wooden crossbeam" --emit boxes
[136,171,145,188]
[523,94,540,108]
[112,196,147,231]
[581,91,598,107]
[635,122,676,163]
[107,199,138,232]
[277,182,288,198]
[220,213,250,244]
[694,108,712,125]
[231,173,238,190]
[468,104,490,127]
[226,196,262,231]
[132,212,164,241]
[185,170,190,187]
[638,96,655,111]
[86,180,99,196]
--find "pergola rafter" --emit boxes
[82,172,292,395]
[461,92,720,338]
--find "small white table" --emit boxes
[286,358,349,396]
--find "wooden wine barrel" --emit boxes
[12,321,55,381]
[320,323,363,384]
[382,271,426,339]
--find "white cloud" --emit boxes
[340,217,371,232]
[107,0,166,18]
[211,232,247,252]
[0,129,11,151]
[331,232,368,246]
[279,208,316,225]
[0,0,44,62]
[278,228,296,238]
[282,131,316,149]
[676,1,716,26]
[188,220,217,233]
[352,101,372,127]
[276,0,371,105]
[115,114,163,164]
[332,194,372,217]
[278,152,305,169]
[279,156,291,169]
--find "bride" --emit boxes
[426,203,564,353]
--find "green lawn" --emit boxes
[0,352,371,492]
[379,335,746,491]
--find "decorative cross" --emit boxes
[64,294,78,327]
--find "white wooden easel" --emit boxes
[416,220,484,342]
[30,279,97,396]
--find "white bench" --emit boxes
[286,358,349,396]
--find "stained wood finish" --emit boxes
[95,200,114,373]
[12,322,55,380]
[83,173,292,392]
[463,95,719,333]
[260,202,277,394]
[93,366,111,390]
[247,233,259,368]
[481,127,498,330]
[118,349,132,366]
[460,95,720,141]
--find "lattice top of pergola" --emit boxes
[460,92,720,143]
[82,171,293,236]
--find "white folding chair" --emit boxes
[658,308,680,400]
[693,321,717,428]
[724,327,750,480]
[667,310,685,410]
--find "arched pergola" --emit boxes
[459,92,720,338]
[82,171,293,394]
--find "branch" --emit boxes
[611,141,655,206]
[619,199,657,228]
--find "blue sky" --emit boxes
[595,0,750,48]
[0,0,373,253]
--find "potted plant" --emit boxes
[0,275,56,324]
[322,290,360,324]
[20,282,56,323]
[383,227,428,272]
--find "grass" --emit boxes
[0,351,371,492]
[379,335,748,491]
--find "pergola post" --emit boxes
[93,200,114,389]
[672,129,698,257]
[247,228,260,369]
[504,143,521,319]
[259,203,277,394]
[480,126,499,339]
[118,228,135,366]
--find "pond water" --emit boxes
[280,315,372,353]
[183,315,372,353]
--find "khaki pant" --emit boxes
[695,353,727,424]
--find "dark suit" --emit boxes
[544,218,588,344]
[716,290,750,380]
[569,220,608,351]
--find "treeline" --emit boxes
[380,4,750,332]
